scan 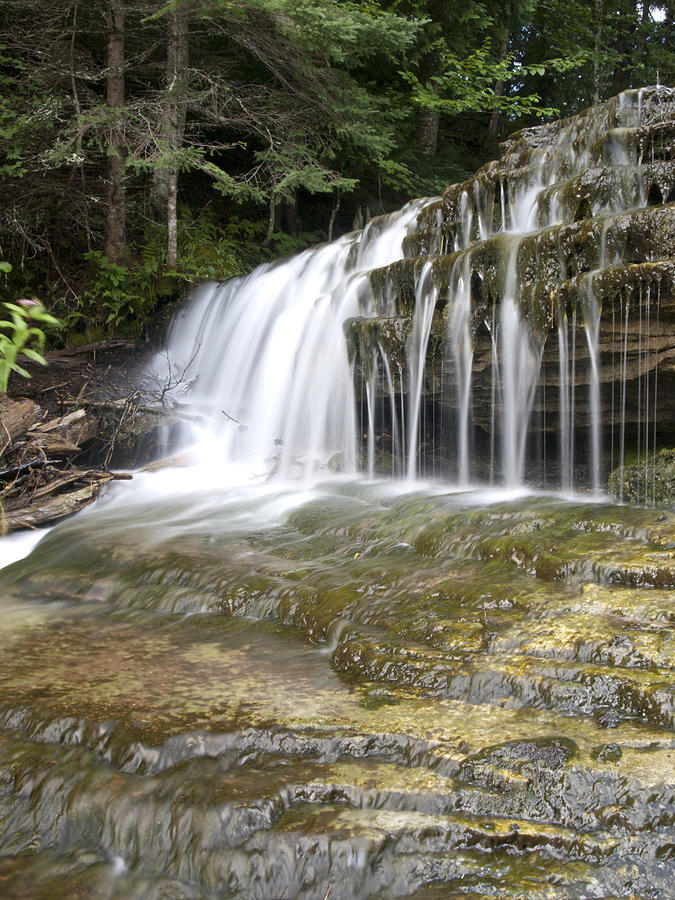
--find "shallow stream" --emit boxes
[0,475,673,898]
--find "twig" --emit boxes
[0,455,47,478]
[39,382,71,394]
[0,419,12,456]
[221,409,242,425]
[75,380,90,403]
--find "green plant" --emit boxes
[0,292,60,392]
[76,208,264,336]
[83,250,142,329]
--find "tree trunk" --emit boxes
[328,190,341,242]
[635,0,650,82]
[592,0,604,104]
[167,168,179,269]
[416,107,440,158]
[415,48,441,157]
[609,0,637,96]
[488,34,510,140]
[104,0,126,263]
[281,191,298,238]
[152,2,189,269]
[263,192,276,246]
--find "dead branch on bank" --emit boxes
[0,341,204,534]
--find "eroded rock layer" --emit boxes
[350,87,675,492]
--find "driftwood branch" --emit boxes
[0,393,137,534]
[0,455,47,479]
[1,479,112,531]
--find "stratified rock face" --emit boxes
[350,87,675,492]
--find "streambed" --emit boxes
[0,476,673,898]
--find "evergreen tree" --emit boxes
[0,0,670,334]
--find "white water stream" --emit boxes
[145,91,660,494]
[153,201,427,482]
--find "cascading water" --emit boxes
[405,262,438,480]
[146,88,674,494]
[582,286,602,492]
[154,201,427,481]
[447,254,474,484]
[345,85,672,490]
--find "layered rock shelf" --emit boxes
[349,87,675,491]
[0,486,673,898]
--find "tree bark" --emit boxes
[104,0,126,263]
[263,192,276,246]
[3,480,111,532]
[167,167,179,269]
[152,2,189,269]
[635,0,650,82]
[0,394,41,445]
[416,107,440,158]
[281,190,298,238]
[592,0,604,104]
[415,48,441,157]
[488,34,510,140]
[609,0,636,96]
[328,190,341,242]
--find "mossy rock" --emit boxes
[608,448,675,507]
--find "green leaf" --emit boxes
[21,347,48,365]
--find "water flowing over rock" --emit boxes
[354,86,674,493]
[0,90,674,900]
[152,86,675,495]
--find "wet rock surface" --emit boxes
[0,479,673,898]
[351,87,675,487]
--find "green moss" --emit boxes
[608,448,675,507]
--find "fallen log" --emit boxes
[23,469,110,502]
[44,339,135,359]
[28,407,98,457]
[31,436,83,457]
[141,451,194,472]
[0,394,42,445]
[1,480,111,531]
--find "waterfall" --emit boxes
[493,236,544,488]
[500,298,544,487]
[447,254,474,484]
[152,87,672,497]
[155,201,426,481]
[582,287,602,493]
[365,350,378,480]
[558,314,572,492]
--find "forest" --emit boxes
[0,0,672,344]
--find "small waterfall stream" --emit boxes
[405,262,438,480]
[0,87,673,900]
[155,199,426,481]
[148,88,675,493]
